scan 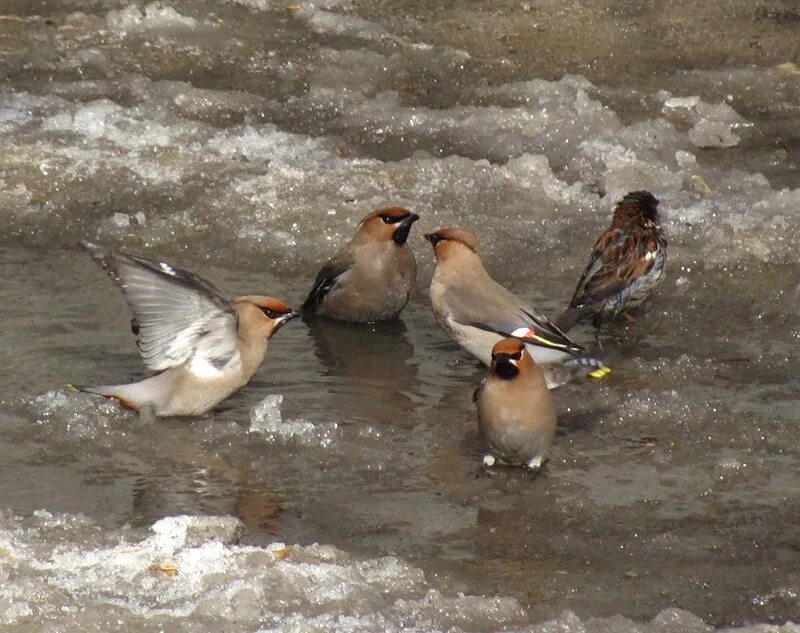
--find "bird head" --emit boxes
[359,207,420,246]
[238,296,299,336]
[489,337,532,381]
[613,191,661,226]
[423,227,479,262]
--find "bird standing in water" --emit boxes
[475,338,557,470]
[555,191,666,332]
[303,207,419,322]
[76,242,298,417]
[425,227,610,388]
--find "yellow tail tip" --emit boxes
[588,366,612,379]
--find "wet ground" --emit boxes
[1,1,800,631]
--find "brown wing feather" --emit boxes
[570,229,657,309]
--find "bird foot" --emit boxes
[526,456,544,470]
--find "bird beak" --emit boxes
[272,309,300,332]
[424,232,439,246]
[392,213,420,246]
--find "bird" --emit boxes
[303,207,419,322]
[474,337,557,470]
[555,191,666,332]
[425,227,610,388]
[75,242,299,417]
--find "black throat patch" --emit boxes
[393,222,413,245]
[494,359,520,380]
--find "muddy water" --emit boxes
[1,0,799,630]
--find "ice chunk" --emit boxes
[250,395,339,447]
[304,9,385,39]
[29,389,131,443]
[151,515,245,551]
[649,608,714,633]
[578,140,682,202]
[664,96,702,110]
[111,212,131,227]
[59,48,110,72]
[250,394,284,430]
[106,3,200,33]
[689,119,740,148]
[660,95,746,147]
[205,124,333,164]
[231,0,347,9]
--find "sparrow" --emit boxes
[425,227,610,388]
[555,191,666,331]
[474,337,556,470]
[303,207,419,322]
[75,242,298,417]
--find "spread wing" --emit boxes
[569,228,661,309]
[302,251,353,314]
[441,276,585,357]
[82,242,239,374]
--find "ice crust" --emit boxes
[0,511,523,632]
[106,3,201,33]
[0,510,797,633]
[2,39,798,269]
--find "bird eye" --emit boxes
[260,306,289,319]
[509,350,523,361]
[381,215,397,224]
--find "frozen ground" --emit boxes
[0,0,799,630]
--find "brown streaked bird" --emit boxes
[75,242,298,417]
[474,338,556,470]
[425,227,610,389]
[303,207,419,322]
[555,191,666,332]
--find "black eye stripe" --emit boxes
[260,306,289,318]
[493,350,523,362]
[381,214,408,224]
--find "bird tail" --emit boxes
[563,355,612,380]
[66,383,142,412]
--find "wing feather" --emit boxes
[569,229,659,309]
[441,276,585,356]
[82,242,239,373]
[302,252,353,314]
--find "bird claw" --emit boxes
[526,456,544,470]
